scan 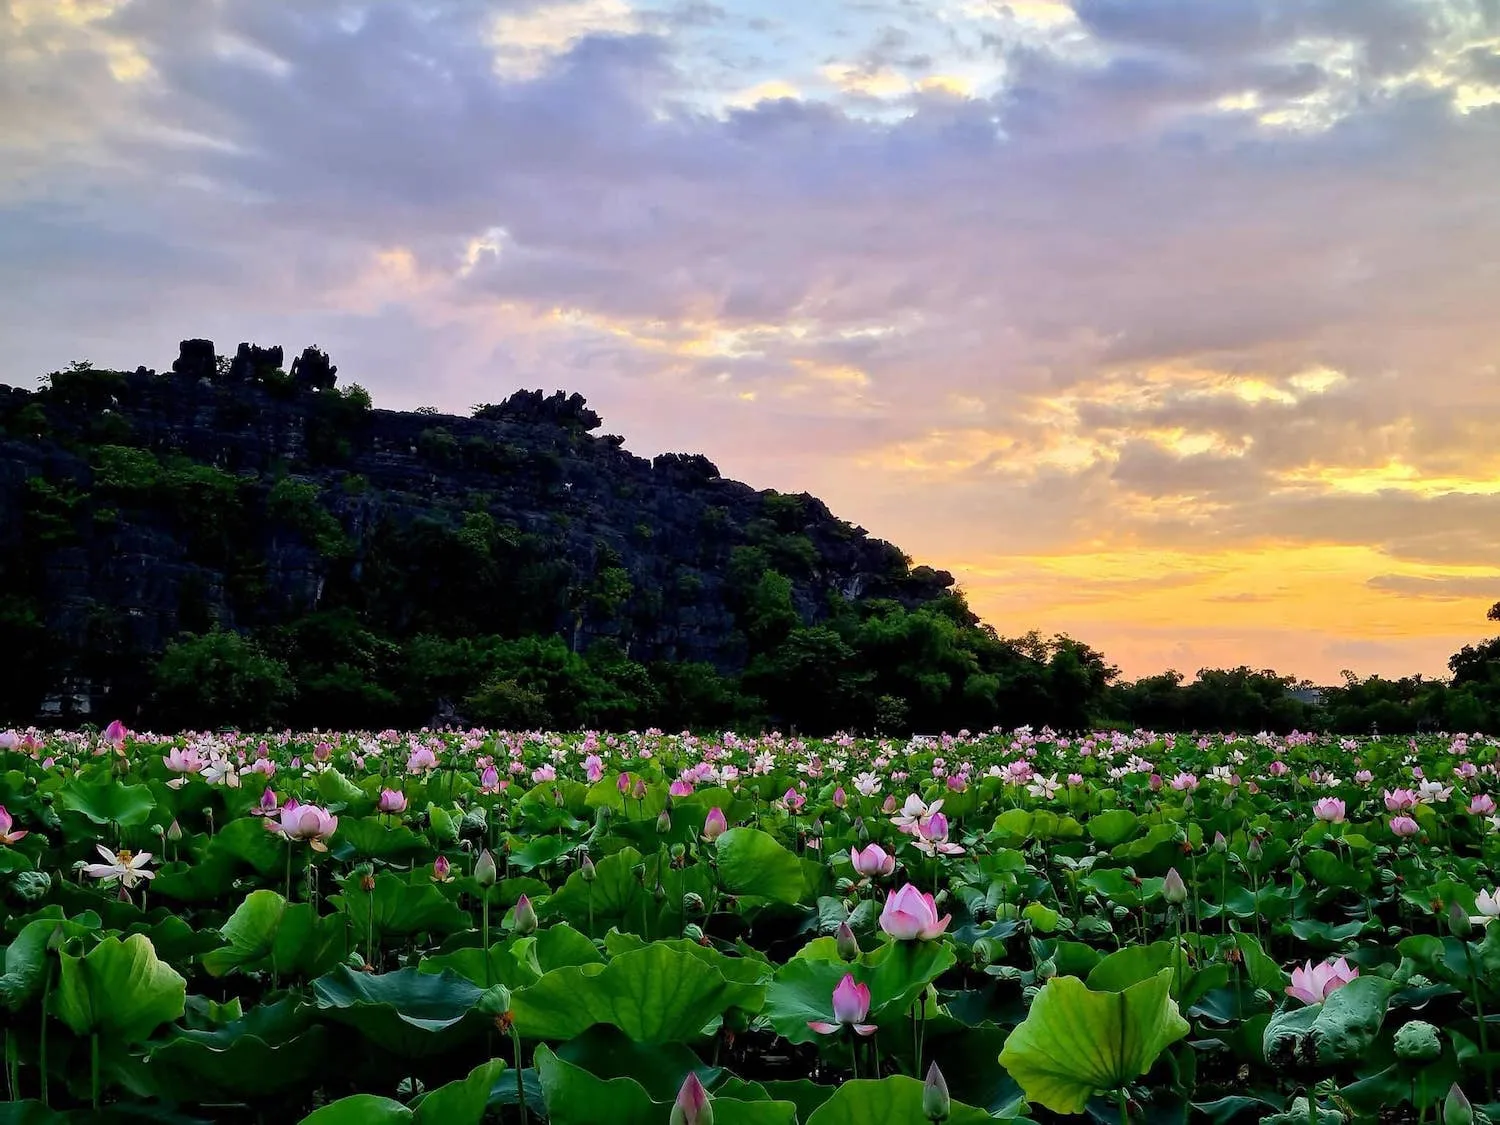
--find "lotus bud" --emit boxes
[1220,795,1234,811]
[1287,853,1300,873]
[1212,831,1227,853]
[833,787,847,809]
[166,818,183,842]
[854,816,869,843]
[657,808,672,834]
[1247,838,1262,862]
[703,807,728,841]
[512,894,538,934]
[683,892,706,916]
[1449,901,1473,939]
[1163,868,1187,905]
[972,938,998,966]
[835,921,860,961]
[580,853,596,882]
[669,1072,713,1125]
[474,849,498,887]
[1445,1083,1473,1125]
[1182,793,1194,812]
[653,881,667,903]
[432,855,452,882]
[923,1062,951,1122]
[632,778,648,801]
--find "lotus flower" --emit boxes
[1470,888,1500,927]
[808,973,877,1036]
[703,807,729,842]
[1389,815,1420,837]
[782,787,806,813]
[1286,956,1358,1004]
[512,894,538,935]
[474,848,498,887]
[80,844,155,889]
[272,803,339,851]
[670,778,695,797]
[1384,788,1418,812]
[832,786,847,808]
[849,843,896,877]
[432,855,453,882]
[102,720,127,746]
[162,747,205,776]
[670,1072,712,1125]
[0,806,27,845]
[913,812,965,857]
[1313,797,1345,823]
[1470,795,1496,816]
[923,1063,951,1121]
[377,789,407,814]
[880,884,951,941]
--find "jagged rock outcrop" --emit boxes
[0,340,962,721]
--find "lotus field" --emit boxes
[3,725,1500,1123]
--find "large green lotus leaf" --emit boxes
[1086,943,1188,994]
[411,1058,506,1123]
[542,847,645,933]
[803,1077,995,1125]
[1233,932,1289,992]
[510,943,761,1042]
[1088,810,1141,847]
[535,1045,794,1125]
[206,816,292,877]
[55,933,187,1043]
[126,916,222,966]
[1303,850,1368,890]
[1263,976,1397,1068]
[312,966,488,1057]
[766,939,955,1046]
[555,1025,707,1100]
[201,889,344,979]
[150,850,242,903]
[0,1102,67,1125]
[330,872,471,938]
[143,998,329,1101]
[57,773,156,827]
[1083,868,1164,909]
[328,818,427,860]
[419,936,544,990]
[296,1094,410,1125]
[533,923,604,972]
[998,969,1190,1113]
[314,768,371,811]
[0,914,97,1011]
[603,932,771,989]
[507,832,577,872]
[714,828,806,905]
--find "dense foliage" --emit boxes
[5,351,1500,735]
[2,723,1500,1123]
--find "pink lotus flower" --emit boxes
[879,884,951,941]
[1286,956,1359,1004]
[0,806,27,845]
[850,843,896,877]
[378,789,407,814]
[913,812,965,857]
[1354,769,1373,785]
[833,786,847,808]
[808,973,877,1036]
[703,807,729,842]
[1389,815,1420,837]
[1384,788,1418,812]
[1268,761,1289,777]
[102,720,127,746]
[584,754,604,783]
[432,855,453,882]
[1170,772,1198,792]
[407,747,438,774]
[673,1073,712,1125]
[250,787,279,816]
[163,747,205,775]
[670,778,695,797]
[783,788,806,813]
[271,803,339,851]
[617,772,631,794]
[1313,797,1345,823]
[1470,795,1496,816]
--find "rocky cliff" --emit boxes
[0,340,962,723]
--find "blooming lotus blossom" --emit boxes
[1418,780,1453,804]
[670,778,695,797]
[782,788,806,813]
[250,788,280,817]
[808,973,877,1036]
[202,755,239,787]
[584,753,604,782]
[703,807,729,842]
[1470,795,1496,816]
[912,812,965,857]
[1313,797,1345,823]
[480,765,502,794]
[849,843,896,877]
[1169,772,1198,792]
[891,794,942,835]
[879,884,951,941]
[1027,774,1061,800]
[1286,957,1359,1004]
[852,772,881,797]
[1384,788,1418,812]
[162,747,205,778]
[271,803,339,851]
[406,747,438,774]
[1471,889,1500,927]
[1354,770,1373,785]
[0,806,27,844]
[378,789,407,814]
[1389,815,1420,837]
[80,844,155,889]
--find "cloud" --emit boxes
[2,0,1499,680]
[1367,574,1500,601]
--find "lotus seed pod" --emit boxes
[1112,905,1131,922]
[1379,867,1398,883]
[11,869,50,904]
[1407,973,1432,988]
[972,939,998,966]
[683,892,706,916]
[1394,1020,1443,1063]
[1021,984,1042,1004]
[683,923,706,943]
[1252,988,1272,1006]
[1035,958,1057,981]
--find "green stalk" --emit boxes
[1462,940,1494,1101]
[39,958,52,1107]
[512,1025,528,1125]
[91,1032,100,1110]
[848,1028,859,1080]
[481,893,491,986]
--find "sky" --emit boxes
[3,0,1500,684]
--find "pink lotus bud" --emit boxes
[432,855,452,882]
[833,786,847,809]
[923,1062,951,1122]
[512,894,538,935]
[703,807,728,841]
[1163,867,1187,905]
[617,772,631,794]
[670,1072,713,1125]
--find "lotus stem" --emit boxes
[90,1031,100,1110]
[1461,940,1494,1100]
[512,1024,528,1125]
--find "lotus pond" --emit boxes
[1,724,1498,1124]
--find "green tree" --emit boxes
[152,629,294,729]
